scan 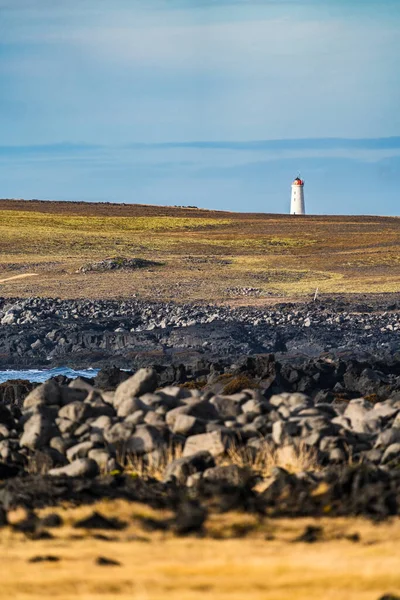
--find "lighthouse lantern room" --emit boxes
[290,177,305,215]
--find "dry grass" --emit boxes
[117,441,320,482]
[1,199,400,301]
[1,499,400,600]
[121,445,184,480]
[225,443,320,480]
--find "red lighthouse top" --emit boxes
[292,177,304,186]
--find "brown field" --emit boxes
[1,500,400,600]
[0,199,399,302]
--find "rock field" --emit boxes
[2,358,400,519]
[1,294,400,368]
[2,294,400,525]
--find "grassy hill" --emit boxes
[0,199,399,302]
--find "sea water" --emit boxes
[0,367,100,384]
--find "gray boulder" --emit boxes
[60,387,88,405]
[126,425,162,455]
[185,400,220,421]
[374,428,400,449]
[66,441,95,461]
[272,420,300,445]
[163,451,215,485]
[20,413,56,450]
[183,430,233,457]
[113,368,158,408]
[104,422,134,445]
[48,458,99,477]
[172,414,205,436]
[88,448,115,471]
[23,380,61,409]
[202,464,254,488]
[117,397,148,418]
[58,401,93,423]
[382,443,400,465]
[210,396,242,419]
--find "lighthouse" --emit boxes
[290,176,305,215]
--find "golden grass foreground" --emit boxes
[1,499,400,600]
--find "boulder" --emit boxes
[48,458,99,477]
[103,422,134,445]
[20,414,56,450]
[210,396,242,419]
[116,397,148,418]
[88,448,115,471]
[183,430,233,458]
[23,380,61,409]
[126,425,162,455]
[113,369,158,408]
[172,414,205,436]
[381,443,400,465]
[60,387,88,405]
[66,441,95,461]
[202,464,254,488]
[58,401,93,423]
[163,451,215,485]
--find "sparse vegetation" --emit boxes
[222,375,258,394]
[2,200,400,301]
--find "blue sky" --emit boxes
[0,0,399,214]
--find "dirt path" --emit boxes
[0,273,37,284]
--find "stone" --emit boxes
[48,458,99,477]
[343,399,374,433]
[173,500,207,535]
[74,511,126,530]
[165,405,192,428]
[84,393,116,417]
[172,414,205,436]
[272,421,300,445]
[49,436,75,455]
[23,380,61,409]
[374,428,400,449]
[143,411,165,426]
[103,422,134,445]
[113,368,158,408]
[88,448,114,471]
[0,405,15,429]
[183,430,232,458]
[381,443,400,465]
[126,425,162,454]
[241,399,264,414]
[66,441,95,461]
[20,414,56,450]
[202,464,254,488]
[185,400,220,421]
[95,556,121,566]
[68,378,95,392]
[58,401,93,423]
[124,410,146,425]
[117,397,147,418]
[60,387,88,405]
[56,417,78,435]
[0,425,10,440]
[163,451,215,485]
[90,415,113,432]
[210,396,242,419]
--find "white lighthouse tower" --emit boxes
[290,176,305,215]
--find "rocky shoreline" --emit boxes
[1,294,400,528]
[1,294,400,369]
[1,357,400,521]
